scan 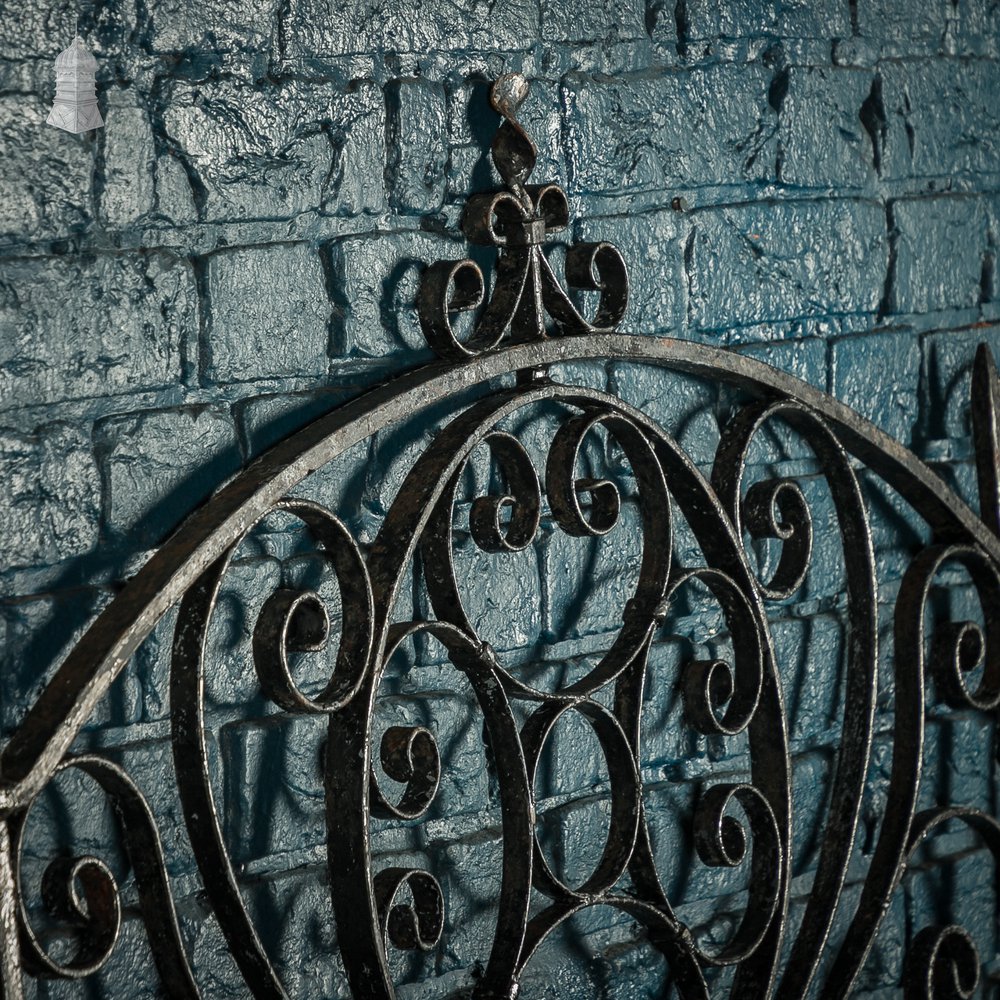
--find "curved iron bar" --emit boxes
[1,72,999,1000]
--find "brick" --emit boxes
[934,713,993,808]
[890,196,989,316]
[235,387,355,458]
[89,916,164,997]
[535,702,611,799]
[790,752,836,876]
[96,406,240,544]
[250,875,345,996]
[843,882,906,990]
[277,0,540,62]
[97,88,157,227]
[879,60,1000,180]
[0,94,94,245]
[161,78,386,223]
[387,80,448,214]
[577,207,688,335]
[285,437,379,546]
[542,501,642,642]
[144,0,273,58]
[776,0,852,39]
[203,243,331,384]
[675,0,778,42]
[608,361,719,464]
[727,337,828,461]
[181,893,248,995]
[0,253,192,409]
[180,555,281,710]
[778,67,877,188]
[0,588,107,736]
[734,336,827,387]
[154,149,200,226]
[721,337,827,464]
[644,1,682,55]
[223,715,327,863]
[0,6,76,62]
[563,66,778,196]
[450,531,542,653]
[330,230,462,359]
[773,615,844,742]
[641,640,693,767]
[952,0,1000,58]
[830,331,921,445]
[687,200,887,331]
[0,423,99,570]
[536,794,614,888]
[2,4,124,72]
[540,0,646,43]
[920,324,1000,440]
[854,0,949,57]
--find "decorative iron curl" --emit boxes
[692,782,782,966]
[904,925,980,1000]
[9,756,197,996]
[172,497,374,1000]
[902,808,1000,1000]
[711,397,881,1000]
[418,73,628,360]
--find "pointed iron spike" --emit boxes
[971,342,1000,537]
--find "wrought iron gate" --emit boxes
[1,74,998,998]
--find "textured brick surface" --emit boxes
[330,230,460,358]
[687,199,887,330]
[203,243,331,383]
[279,0,540,61]
[3,0,999,996]
[564,65,778,195]
[0,95,94,244]
[921,323,1000,439]
[890,196,990,315]
[143,0,275,57]
[96,406,240,543]
[540,0,646,42]
[97,89,157,227]
[387,79,449,214]
[778,66,876,188]
[0,423,99,569]
[853,0,949,57]
[0,253,192,409]
[161,78,386,222]
[879,60,1000,179]
[830,330,921,444]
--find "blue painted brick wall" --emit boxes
[2,1,999,996]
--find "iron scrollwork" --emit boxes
[0,72,999,999]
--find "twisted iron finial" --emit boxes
[418,73,629,360]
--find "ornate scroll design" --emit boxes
[0,73,999,1000]
[418,72,628,359]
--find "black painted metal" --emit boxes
[1,74,999,999]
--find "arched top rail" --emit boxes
[4,333,998,812]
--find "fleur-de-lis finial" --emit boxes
[418,73,629,361]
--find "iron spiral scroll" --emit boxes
[1,73,999,999]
